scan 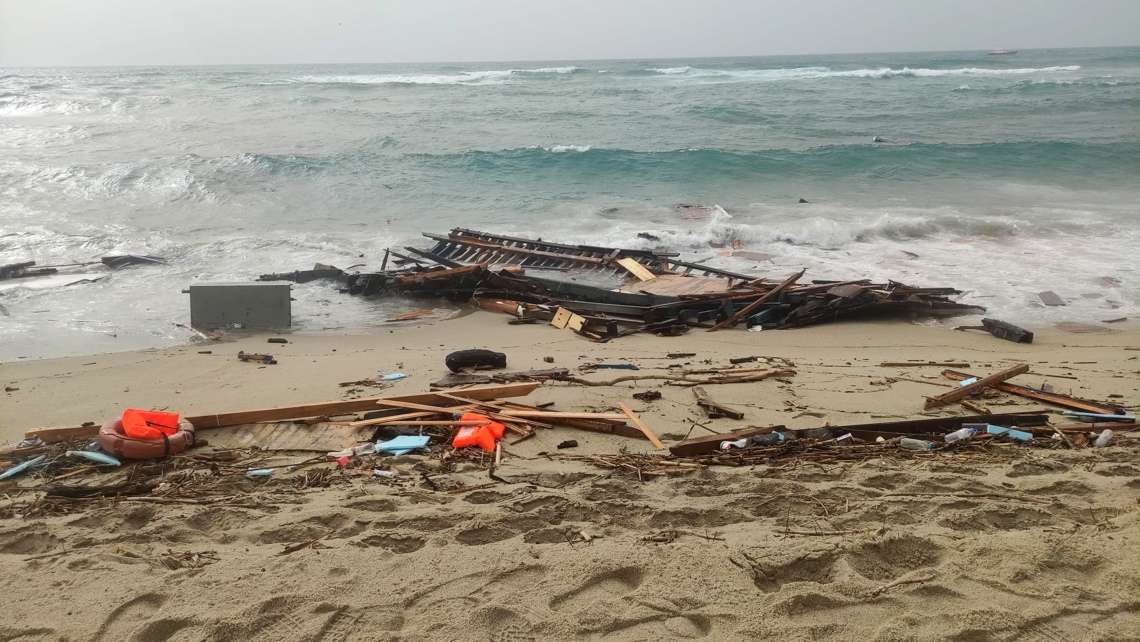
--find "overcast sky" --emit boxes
[1,0,1137,66]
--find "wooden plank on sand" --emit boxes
[941,369,1123,415]
[923,364,1029,409]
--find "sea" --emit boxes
[1,47,1138,359]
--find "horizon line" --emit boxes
[1,44,1136,70]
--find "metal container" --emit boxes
[187,282,291,330]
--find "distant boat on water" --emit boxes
[987,49,1018,56]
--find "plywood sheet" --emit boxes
[618,274,732,296]
[204,422,372,451]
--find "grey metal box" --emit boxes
[188,282,291,330]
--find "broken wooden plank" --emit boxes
[25,383,542,442]
[692,386,744,420]
[1038,291,1066,306]
[670,426,783,457]
[709,269,805,331]
[615,257,657,282]
[942,369,1124,415]
[619,402,664,449]
[923,364,1029,409]
[497,410,629,422]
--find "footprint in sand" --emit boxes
[93,593,167,641]
[549,567,644,612]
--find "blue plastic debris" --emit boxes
[381,372,408,381]
[0,455,47,481]
[986,424,1033,443]
[246,468,275,478]
[66,450,121,467]
[375,435,431,455]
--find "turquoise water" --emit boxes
[1,47,1138,357]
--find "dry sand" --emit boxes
[2,313,1139,641]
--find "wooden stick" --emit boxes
[343,410,438,428]
[356,420,490,427]
[619,402,664,449]
[496,410,629,421]
[377,399,467,414]
[924,364,1029,409]
[880,362,970,368]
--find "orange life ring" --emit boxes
[99,418,197,460]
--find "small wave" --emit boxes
[0,95,89,117]
[413,141,1139,183]
[639,64,1083,82]
[292,66,585,86]
[518,66,585,74]
[649,66,694,75]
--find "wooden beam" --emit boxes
[25,382,541,442]
[942,369,1123,414]
[924,364,1029,409]
[619,402,664,449]
[709,269,805,331]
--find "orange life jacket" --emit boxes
[451,412,505,452]
[120,408,181,440]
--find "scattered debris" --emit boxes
[238,351,277,365]
[557,440,579,449]
[631,390,662,402]
[267,337,288,344]
[956,318,1034,344]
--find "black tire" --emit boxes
[445,349,507,373]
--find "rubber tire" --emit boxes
[445,349,507,373]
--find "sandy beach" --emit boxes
[2,314,1138,641]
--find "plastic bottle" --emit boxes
[327,443,375,459]
[944,426,977,444]
[899,437,935,451]
[1093,429,1114,448]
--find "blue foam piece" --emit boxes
[376,435,430,455]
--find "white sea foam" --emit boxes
[545,144,592,153]
[648,64,1082,82]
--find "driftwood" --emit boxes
[693,387,744,420]
[563,369,796,388]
